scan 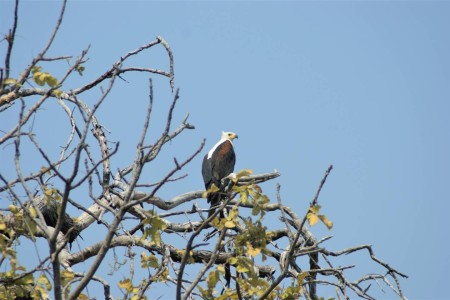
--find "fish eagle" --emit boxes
[202,131,238,216]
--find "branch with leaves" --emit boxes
[0,1,407,300]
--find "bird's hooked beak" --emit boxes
[223,131,238,140]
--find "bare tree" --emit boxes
[0,1,407,300]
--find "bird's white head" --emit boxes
[221,131,238,141]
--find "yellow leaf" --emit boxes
[141,252,159,268]
[44,188,53,196]
[14,273,34,286]
[33,72,45,86]
[197,286,207,298]
[61,270,75,281]
[158,267,169,282]
[207,184,220,194]
[211,217,225,230]
[297,272,309,285]
[318,214,333,230]
[240,190,248,203]
[77,294,90,300]
[207,270,219,289]
[307,212,319,226]
[0,222,5,231]
[229,206,239,219]
[217,264,225,273]
[246,242,261,257]
[176,249,194,264]
[37,273,52,290]
[228,257,238,265]
[118,279,133,292]
[224,220,236,228]
[29,206,37,218]
[23,273,35,285]
[53,89,62,98]
[3,78,18,86]
[33,286,49,300]
[236,264,249,273]
[226,169,254,183]
[235,169,253,179]
[39,73,49,85]
[9,205,19,214]
[252,184,262,193]
[150,216,167,230]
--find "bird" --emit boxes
[31,196,80,249]
[202,131,238,217]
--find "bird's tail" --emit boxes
[208,192,222,217]
[207,178,233,217]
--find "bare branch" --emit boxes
[71,38,166,95]
[157,36,175,92]
[2,0,19,83]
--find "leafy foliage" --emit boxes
[307,205,333,230]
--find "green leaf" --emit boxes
[309,205,321,215]
[53,89,62,98]
[75,64,85,76]
[31,66,42,74]
[46,75,58,88]
[33,72,45,86]
[207,270,219,290]
[240,190,249,204]
[141,215,167,246]
[140,252,159,268]
[228,257,238,265]
[39,73,50,85]
[297,272,309,285]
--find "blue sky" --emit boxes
[1,1,450,299]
